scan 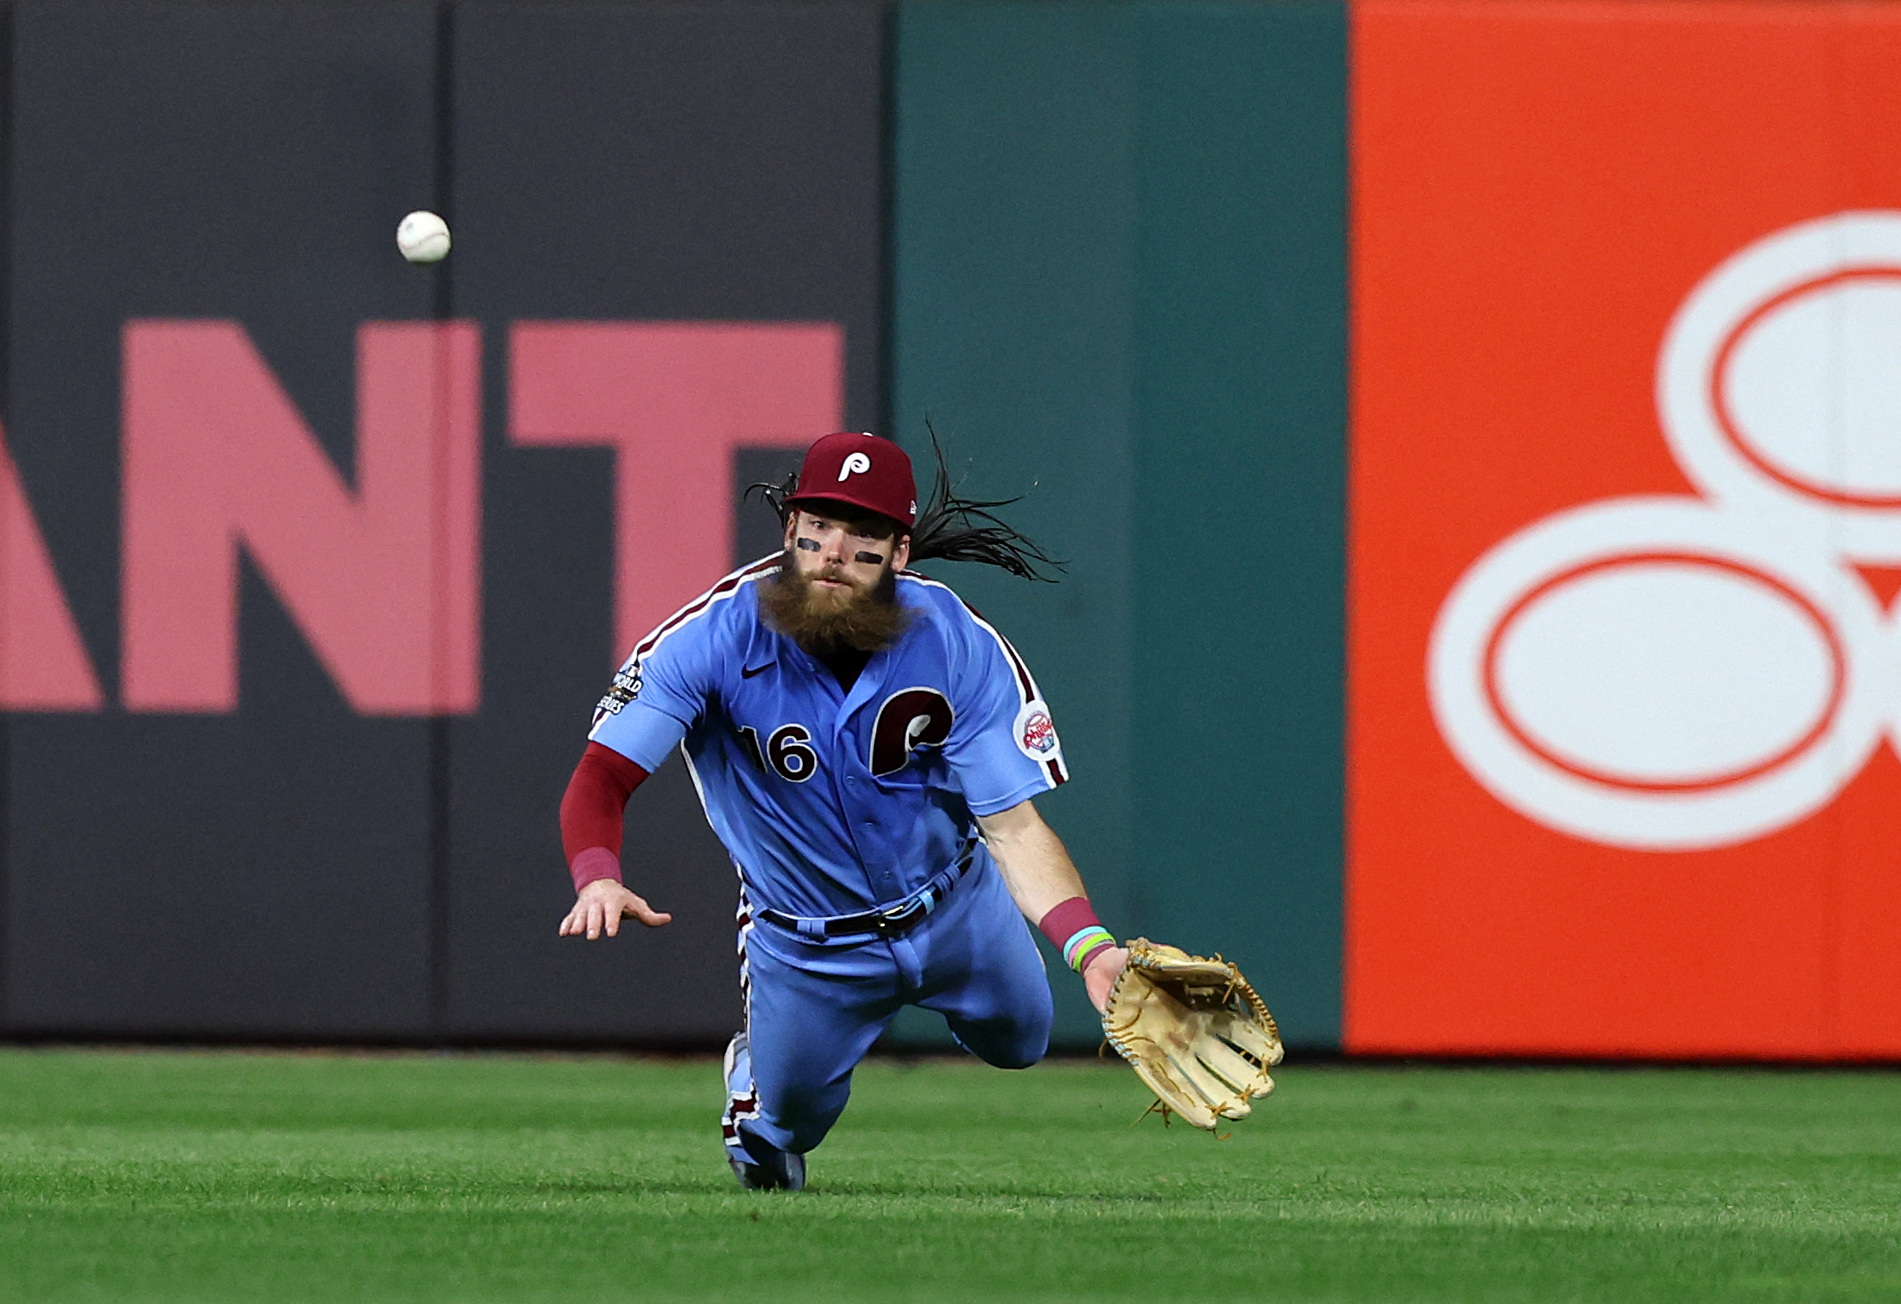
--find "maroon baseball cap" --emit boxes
[783,432,918,529]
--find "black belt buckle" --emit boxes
[869,897,927,939]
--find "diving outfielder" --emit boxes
[556,432,1128,1190]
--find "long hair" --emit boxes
[747,424,1064,582]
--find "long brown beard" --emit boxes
[760,551,910,655]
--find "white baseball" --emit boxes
[396,210,451,264]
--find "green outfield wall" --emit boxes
[890,0,1348,1047]
[0,0,1348,1051]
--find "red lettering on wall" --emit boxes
[508,322,843,659]
[0,430,104,709]
[122,321,481,713]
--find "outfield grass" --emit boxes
[0,1049,1895,1302]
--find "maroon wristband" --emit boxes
[1038,895,1119,972]
[569,845,623,893]
[1036,896,1100,950]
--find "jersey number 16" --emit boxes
[738,724,818,783]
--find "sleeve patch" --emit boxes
[1013,699,1062,761]
[592,662,643,725]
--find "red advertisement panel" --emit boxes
[1349,0,1901,1057]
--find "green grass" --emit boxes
[0,1050,1896,1302]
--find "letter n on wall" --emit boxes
[122,321,481,714]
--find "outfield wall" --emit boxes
[2,0,1897,1060]
[0,0,882,1042]
[889,1,1346,1048]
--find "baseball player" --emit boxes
[555,432,1128,1191]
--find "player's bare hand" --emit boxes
[1082,945,1129,1013]
[559,879,672,939]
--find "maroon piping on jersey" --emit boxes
[630,553,783,662]
[917,576,1067,790]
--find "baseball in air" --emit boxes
[396,210,451,263]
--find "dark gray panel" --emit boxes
[6,1,440,1035]
[443,1,883,1039]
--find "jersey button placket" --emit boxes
[841,771,895,895]
[829,692,885,902]
[853,781,890,892]
[829,753,879,900]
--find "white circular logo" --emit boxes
[838,451,872,481]
[1013,699,1061,760]
[1431,212,1901,850]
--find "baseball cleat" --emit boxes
[730,1127,806,1192]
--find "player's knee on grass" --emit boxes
[949,1015,1048,1070]
[767,1079,854,1153]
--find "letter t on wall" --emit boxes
[508,322,843,659]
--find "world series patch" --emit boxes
[593,663,643,725]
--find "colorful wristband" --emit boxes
[1063,926,1117,972]
[1037,896,1117,973]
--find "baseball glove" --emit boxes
[1101,938,1283,1131]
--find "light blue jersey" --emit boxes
[587,554,1069,920]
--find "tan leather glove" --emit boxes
[1102,938,1283,1131]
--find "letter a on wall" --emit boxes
[121,321,481,714]
[0,430,104,710]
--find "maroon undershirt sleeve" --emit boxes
[559,742,649,892]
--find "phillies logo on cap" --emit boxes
[786,432,918,528]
